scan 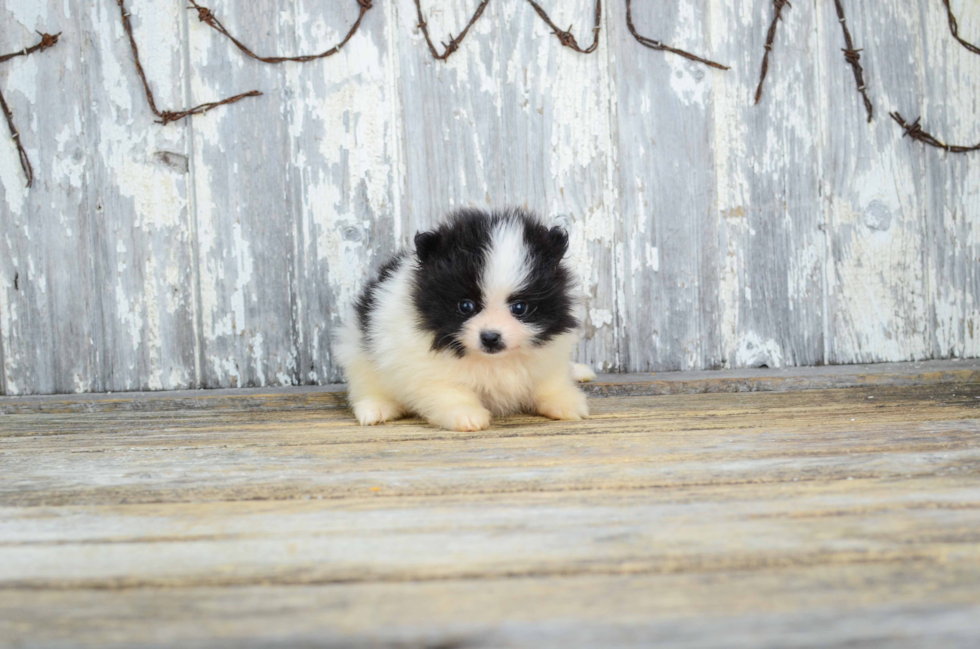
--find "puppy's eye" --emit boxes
[510,301,528,317]
[458,300,476,315]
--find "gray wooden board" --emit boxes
[1,0,979,395]
[2,583,980,648]
[1,378,979,646]
[609,0,719,371]
[1,0,106,396]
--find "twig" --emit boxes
[754,0,791,105]
[414,0,491,60]
[941,0,980,55]
[890,111,980,153]
[524,0,601,54]
[833,0,872,122]
[625,0,728,69]
[116,0,260,125]
[0,31,61,188]
[187,0,374,63]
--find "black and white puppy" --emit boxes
[336,207,596,431]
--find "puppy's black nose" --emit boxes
[480,330,504,353]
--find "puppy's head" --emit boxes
[412,208,578,357]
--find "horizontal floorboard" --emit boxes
[1,366,979,646]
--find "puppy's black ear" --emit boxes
[414,230,442,263]
[546,225,569,262]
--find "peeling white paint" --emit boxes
[6,0,48,31]
[667,2,711,108]
[589,308,613,329]
[735,332,784,368]
[1,0,978,395]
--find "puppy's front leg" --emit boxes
[533,369,590,421]
[415,384,492,432]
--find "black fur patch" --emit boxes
[411,207,578,356]
[512,220,579,345]
[412,209,494,356]
[355,251,407,342]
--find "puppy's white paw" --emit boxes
[570,362,597,383]
[537,390,590,421]
[430,407,492,432]
[353,399,403,426]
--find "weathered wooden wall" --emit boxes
[0,0,978,395]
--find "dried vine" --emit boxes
[525,0,601,54]
[0,32,61,188]
[941,0,980,56]
[625,0,727,69]
[414,0,491,60]
[890,112,980,153]
[187,0,374,63]
[832,0,872,122]
[116,0,260,125]
[754,0,791,105]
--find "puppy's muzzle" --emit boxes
[480,330,504,354]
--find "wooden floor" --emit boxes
[2,361,980,648]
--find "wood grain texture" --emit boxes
[817,0,980,364]
[609,0,721,371]
[1,377,979,646]
[1,0,979,395]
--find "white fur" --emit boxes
[335,256,591,431]
[482,219,532,299]
[571,362,597,382]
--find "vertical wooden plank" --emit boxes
[497,0,619,371]
[607,0,722,371]
[953,2,980,359]
[1,0,200,394]
[707,0,825,369]
[285,0,400,383]
[816,1,933,363]
[91,0,200,391]
[393,0,503,231]
[187,0,298,388]
[918,0,980,360]
[0,1,102,395]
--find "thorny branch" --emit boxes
[890,112,980,153]
[0,31,61,188]
[625,0,728,70]
[754,0,790,105]
[413,0,491,60]
[833,0,872,122]
[187,0,375,64]
[116,0,260,125]
[524,0,601,54]
[941,0,980,56]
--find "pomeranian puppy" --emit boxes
[335,207,596,431]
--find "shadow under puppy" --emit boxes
[336,207,596,431]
